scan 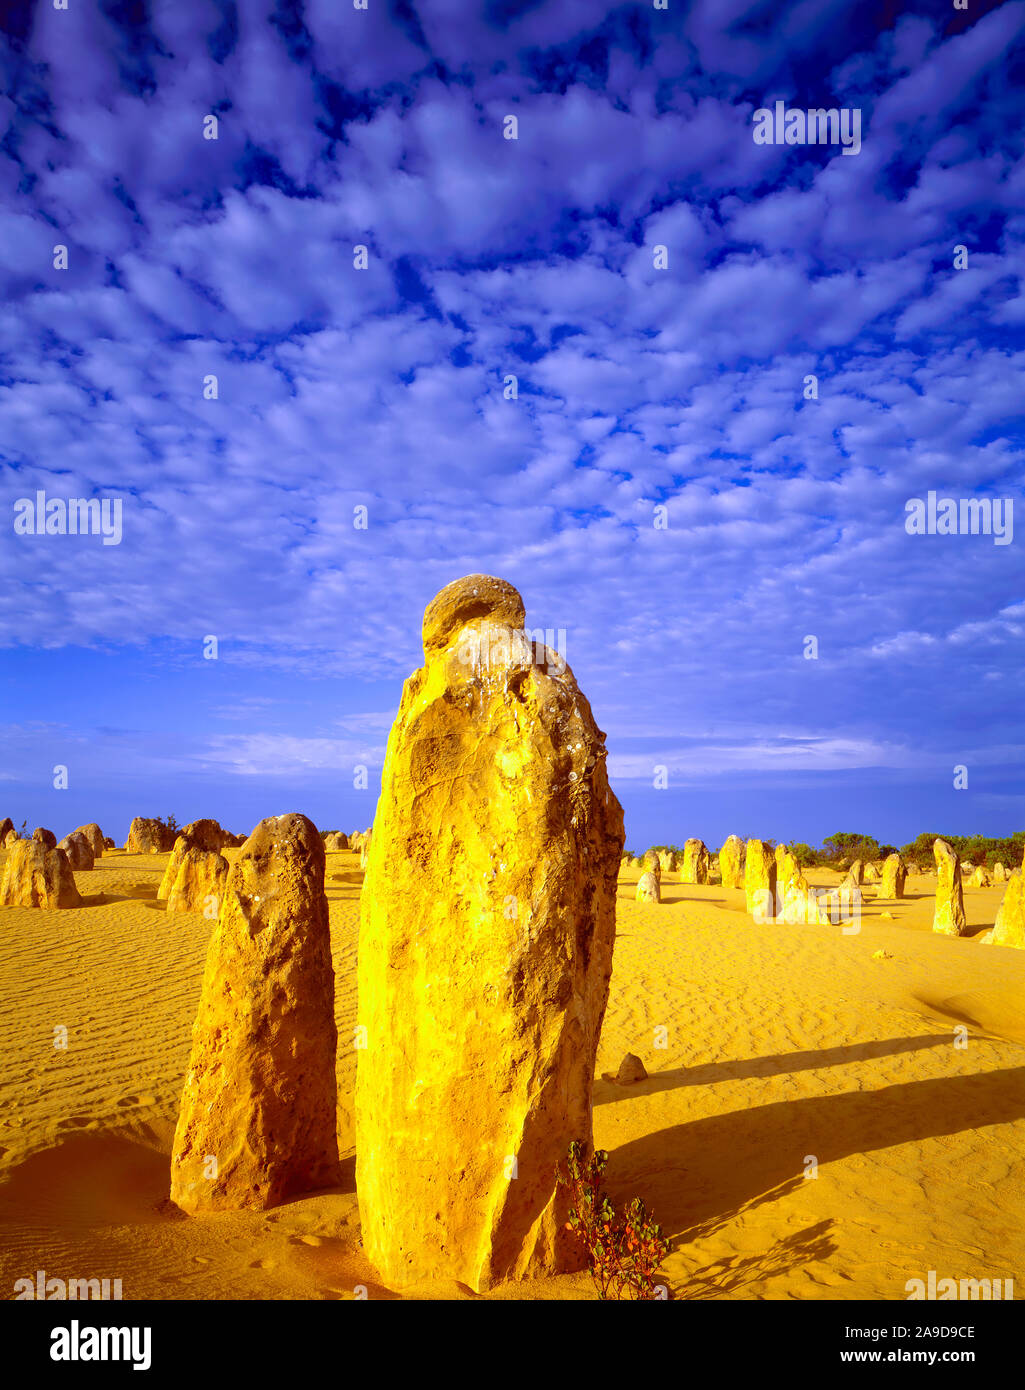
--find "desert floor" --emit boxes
[1,851,1022,1300]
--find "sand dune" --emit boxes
[1,852,1022,1300]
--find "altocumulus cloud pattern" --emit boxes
[1,0,1022,847]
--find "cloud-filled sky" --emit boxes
[1,0,1022,850]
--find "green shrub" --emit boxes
[559,1141,670,1301]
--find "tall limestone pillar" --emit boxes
[681,838,710,884]
[881,852,907,899]
[932,837,967,936]
[719,835,745,889]
[355,575,624,1291]
[170,814,340,1212]
[745,839,777,920]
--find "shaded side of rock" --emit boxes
[57,831,94,871]
[170,813,340,1212]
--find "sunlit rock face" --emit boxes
[719,835,745,889]
[157,826,229,915]
[636,870,661,903]
[844,859,865,887]
[782,873,812,924]
[355,574,624,1293]
[744,839,777,919]
[881,853,907,899]
[170,813,340,1214]
[981,872,1024,950]
[126,817,175,853]
[0,839,81,909]
[933,838,967,937]
[681,839,710,884]
[642,849,662,882]
[777,847,800,897]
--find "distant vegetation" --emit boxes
[633,830,1023,871]
[820,832,899,866]
[898,831,1024,871]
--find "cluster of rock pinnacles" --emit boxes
[2,575,1022,1290]
[630,831,1020,946]
[168,574,625,1290]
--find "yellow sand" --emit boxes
[1,852,1022,1300]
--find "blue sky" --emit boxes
[1,0,1023,851]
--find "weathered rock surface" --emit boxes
[782,873,812,924]
[881,853,907,899]
[32,827,57,849]
[3,829,18,848]
[57,831,94,871]
[0,818,12,843]
[323,831,349,852]
[355,574,624,1292]
[844,859,864,887]
[980,872,1024,950]
[718,835,745,889]
[970,865,990,888]
[126,817,175,854]
[642,849,662,883]
[170,813,340,1213]
[777,848,800,897]
[636,870,661,903]
[656,849,676,874]
[0,840,81,909]
[75,823,104,858]
[158,825,229,916]
[359,828,372,871]
[863,862,878,883]
[933,838,967,937]
[173,818,231,853]
[745,839,777,920]
[681,838,710,885]
[607,1054,647,1085]
[994,862,1006,883]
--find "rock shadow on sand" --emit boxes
[683,1219,837,1298]
[605,1066,1025,1250]
[594,1033,955,1105]
[0,1133,171,1229]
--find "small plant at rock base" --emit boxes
[559,1140,671,1300]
